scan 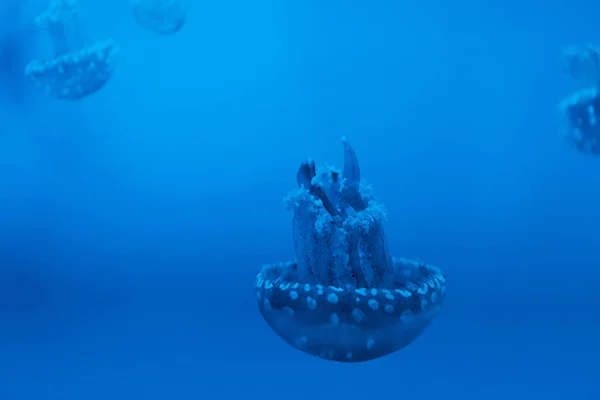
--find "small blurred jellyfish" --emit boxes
[559,44,600,155]
[562,44,600,87]
[24,0,119,100]
[131,0,186,35]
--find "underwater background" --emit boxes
[1,0,599,398]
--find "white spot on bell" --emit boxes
[264,299,272,311]
[368,299,379,311]
[296,336,308,347]
[396,289,411,298]
[283,306,295,317]
[352,308,365,322]
[327,293,339,304]
[290,291,299,300]
[401,309,413,324]
[366,338,375,349]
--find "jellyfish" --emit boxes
[559,44,600,155]
[131,0,185,36]
[24,0,118,100]
[561,44,600,86]
[255,138,446,362]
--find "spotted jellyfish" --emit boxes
[256,138,447,362]
[24,0,118,100]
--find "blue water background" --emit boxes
[0,0,598,398]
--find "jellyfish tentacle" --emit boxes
[312,185,338,217]
[340,139,393,287]
[339,140,375,285]
[341,138,366,211]
[347,232,367,287]
[342,136,360,188]
[290,190,317,284]
[290,139,397,288]
[296,159,316,189]
[296,159,339,217]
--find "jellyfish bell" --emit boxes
[257,260,446,363]
[24,0,118,101]
[256,138,446,362]
[25,39,118,101]
[131,0,186,36]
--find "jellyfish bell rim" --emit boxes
[256,258,446,362]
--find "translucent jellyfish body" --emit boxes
[256,139,446,362]
[131,0,185,35]
[560,44,600,155]
[24,0,118,100]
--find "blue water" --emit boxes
[1,0,599,398]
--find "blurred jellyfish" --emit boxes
[24,0,119,100]
[562,44,600,87]
[560,44,600,155]
[131,0,186,35]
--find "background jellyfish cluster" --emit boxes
[24,0,185,100]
